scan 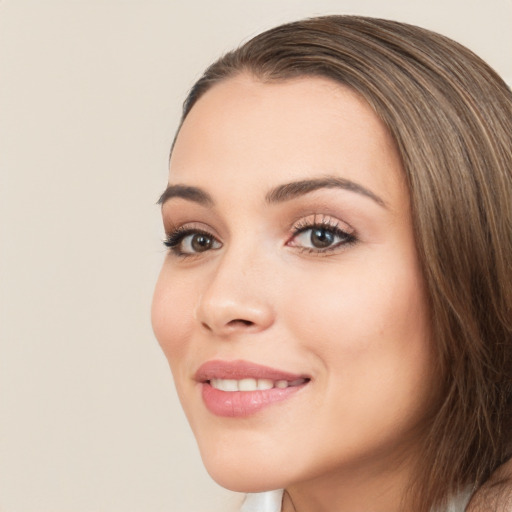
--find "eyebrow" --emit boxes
[157,176,386,208]
[265,177,386,207]
[157,184,214,207]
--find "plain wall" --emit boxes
[1,1,510,511]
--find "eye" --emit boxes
[288,217,356,253]
[164,228,222,256]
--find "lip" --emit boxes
[195,360,310,418]
[195,359,308,382]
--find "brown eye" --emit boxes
[180,232,221,254]
[164,229,222,256]
[190,233,214,252]
[310,228,335,248]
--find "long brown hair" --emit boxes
[176,16,512,511]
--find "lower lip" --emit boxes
[201,382,306,417]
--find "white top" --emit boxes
[240,488,472,512]
[240,490,283,512]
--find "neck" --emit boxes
[281,453,417,512]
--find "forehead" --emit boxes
[169,74,406,208]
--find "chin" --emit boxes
[198,443,292,493]
[208,471,286,494]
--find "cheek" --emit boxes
[151,265,197,373]
[279,255,435,457]
[283,250,432,377]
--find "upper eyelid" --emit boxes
[164,220,219,236]
[290,214,354,233]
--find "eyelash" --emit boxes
[163,226,220,258]
[288,215,356,254]
[163,216,357,258]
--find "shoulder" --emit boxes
[466,459,512,512]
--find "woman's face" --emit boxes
[152,75,436,495]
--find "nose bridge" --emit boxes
[195,238,275,335]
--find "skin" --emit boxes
[152,75,439,512]
[466,458,512,511]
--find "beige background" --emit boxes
[0,1,510,511]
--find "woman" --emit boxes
[152,16,512,512]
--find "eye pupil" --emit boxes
[191,234,212,252]
[311,228,334,248]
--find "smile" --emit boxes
[196,360,310,417]
[210,377,308,392]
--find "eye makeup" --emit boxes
[164,225,222,257]
[162,212,357,259]
[287,214,357,254]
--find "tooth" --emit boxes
[224,379,239,391]
[212,379,238,391]
[238,378,258,391]
[210,378,299,392]
[257,379,273,390]
[210,379,221,390]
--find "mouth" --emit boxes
[195,360,311,417]
[209,377,308,391]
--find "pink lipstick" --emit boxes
[195,360,310,417]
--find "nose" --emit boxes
[194,250,275,337]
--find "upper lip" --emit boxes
[195,359,309,382]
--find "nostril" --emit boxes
[199,318,256,333]
[228,319,254,327]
